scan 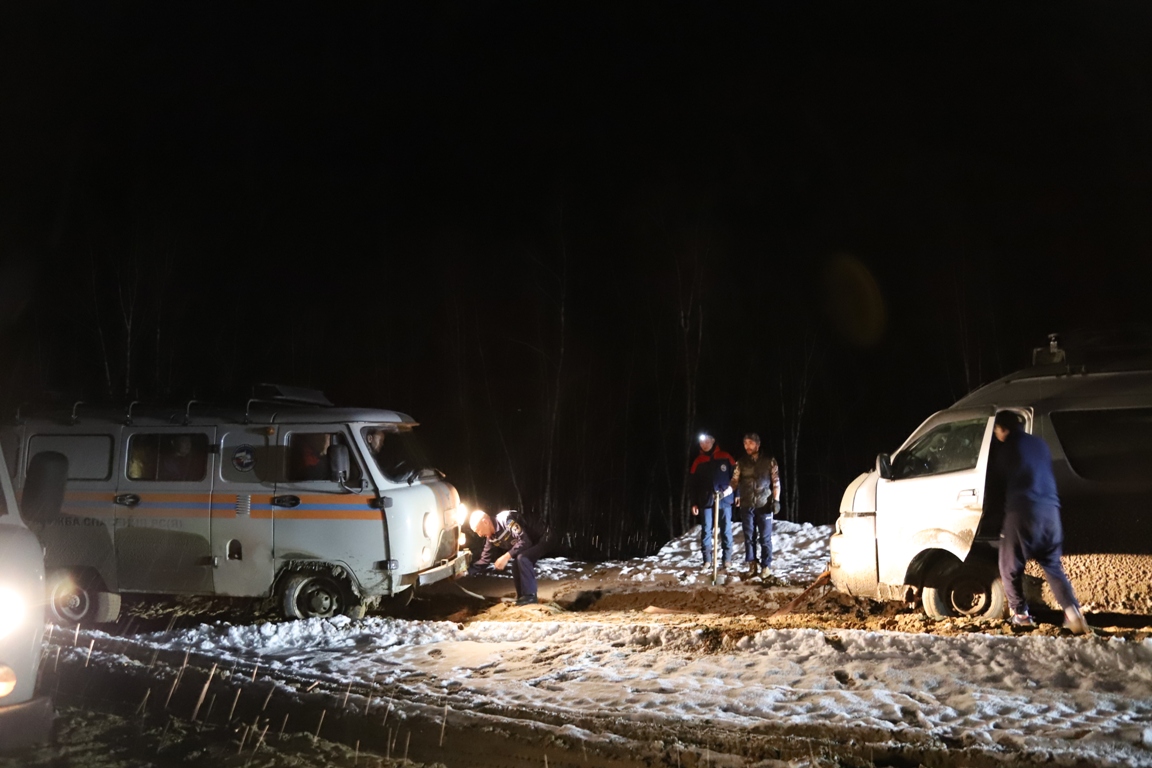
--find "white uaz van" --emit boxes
[2,386,471,623]
[0,440,52,751]
[829,341,1152,619]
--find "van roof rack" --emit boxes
[250,384,333,407]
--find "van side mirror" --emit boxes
[876,452,893,480]
[328,443,350,483]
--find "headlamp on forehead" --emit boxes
[698,432,713,442]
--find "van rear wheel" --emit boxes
[46,570,121,625]
[281,573,361,620]
[922,560,1006,620]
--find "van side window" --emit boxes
[28,435,114,481]
[287,432,362,483]
[1050,408,1152,484]
[127,434,209,482]
[893,417,987,479]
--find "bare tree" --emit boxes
[778,332,818,522]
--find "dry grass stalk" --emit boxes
[354,739,360,766]
[201,693,216,731]
[402,731,410,764]
[73,623,81,646]
[313,709,326,742]
[164,674,181,709]
[261,685,274,711]
[53,646,62,672]
[237,724,250,754]
[279,712,289,738]
[137,688,151,715]
[439,703,448,746]
[341,680,352,709]
[190,663,218,721]
[305,680,320,693]
[228,688,242,722]
[250,663,260,683]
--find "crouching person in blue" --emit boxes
[468,510,550,605]
[993,411,1090,634]
[689,431,736,567]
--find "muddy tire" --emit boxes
[46,570,121,625]
[280,573,358,620]
[922,560,1006,620]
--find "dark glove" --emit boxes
[467,564,488,577]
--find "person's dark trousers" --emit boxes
[510,538,551,598]
[751,506,774,569]
[998,505,1078,613]
[701,498,734,564]
[740,507,757,562]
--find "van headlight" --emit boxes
[453,503,469,527]
[0,587,25,640]
[0,665,15,698]
[423,511,441,539]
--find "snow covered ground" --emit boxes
[23,522,1152,767]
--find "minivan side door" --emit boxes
[212,426,277,596]
[875,408,996,586]
[114,427,217,594]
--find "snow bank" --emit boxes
[535,519,832,585]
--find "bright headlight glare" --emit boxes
[423,512,440,539]
[0,665,15,698]
[421,546,432,565]
[457,532,466,547]
[0,587,25,640]
[453,502,469,527]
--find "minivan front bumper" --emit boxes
[416,550,471,587]
[0,695,53,753]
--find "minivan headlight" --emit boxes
[453,503,469,527]
[0,665,16,698]
[0,587,26,640]
[423,511,441,539]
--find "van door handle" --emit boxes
[272,495,300,508]
[956,489,978,501]
[114,493,140,507]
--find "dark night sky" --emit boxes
[2,2,1151,550]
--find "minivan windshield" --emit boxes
[893,417,988,479]
[362,426,432,483]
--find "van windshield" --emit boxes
[362,426,432,484]
[893,417,988,479]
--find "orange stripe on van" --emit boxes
[272,509,382,521]
[293,495,377,507]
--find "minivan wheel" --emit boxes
[921,561,1007,620]
[46,570,121,625]
[281,573,360,620]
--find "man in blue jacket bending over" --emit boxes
[468,509,549,605]
[993,411,1089,634]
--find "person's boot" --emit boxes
[759,565,772,580]
[1010,611,1035,629]
[515,594,538,606]
[1063,605,1090,635]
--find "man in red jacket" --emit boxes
[689,431,736,567]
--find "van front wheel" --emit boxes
[921,561,1006,620]
[281,573,362,620]
[46,570,121,625]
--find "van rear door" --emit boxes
[875,408,995,586]
[114,427,217,594]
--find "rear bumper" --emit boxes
[0,695,53,752]
[416,551,471,587]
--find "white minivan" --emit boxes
[829,344,1152,618]
[0,440,52,751]
[2,386,471,624]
